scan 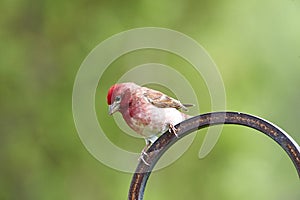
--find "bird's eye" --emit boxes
[115,96,121,102]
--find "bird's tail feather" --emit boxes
[182,103,195,111]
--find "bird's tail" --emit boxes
[181,103,194,111]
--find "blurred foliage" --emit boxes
[1,0,300,199]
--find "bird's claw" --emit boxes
[169,124,179,138]
[140,151,150,166]
[139,143,152,166]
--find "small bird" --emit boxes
[107,82,193,163]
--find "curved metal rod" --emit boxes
[128,111,300,200]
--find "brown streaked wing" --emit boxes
[143,88,187,110]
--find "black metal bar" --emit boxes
[128,111,300,200]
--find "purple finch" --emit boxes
[107,82,193,146]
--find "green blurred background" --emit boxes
[1,0,300,199]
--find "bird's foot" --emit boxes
[139,151,150,166]
[139,144,151,166]
[168,124,179,138]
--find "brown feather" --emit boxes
[143,88,192,111]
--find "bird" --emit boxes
[107,82,193,164]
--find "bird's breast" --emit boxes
[120,94,190,138]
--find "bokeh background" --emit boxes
[1,0,300,199]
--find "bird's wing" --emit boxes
[143,88,193,111]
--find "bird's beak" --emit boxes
[108,102,120,115]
